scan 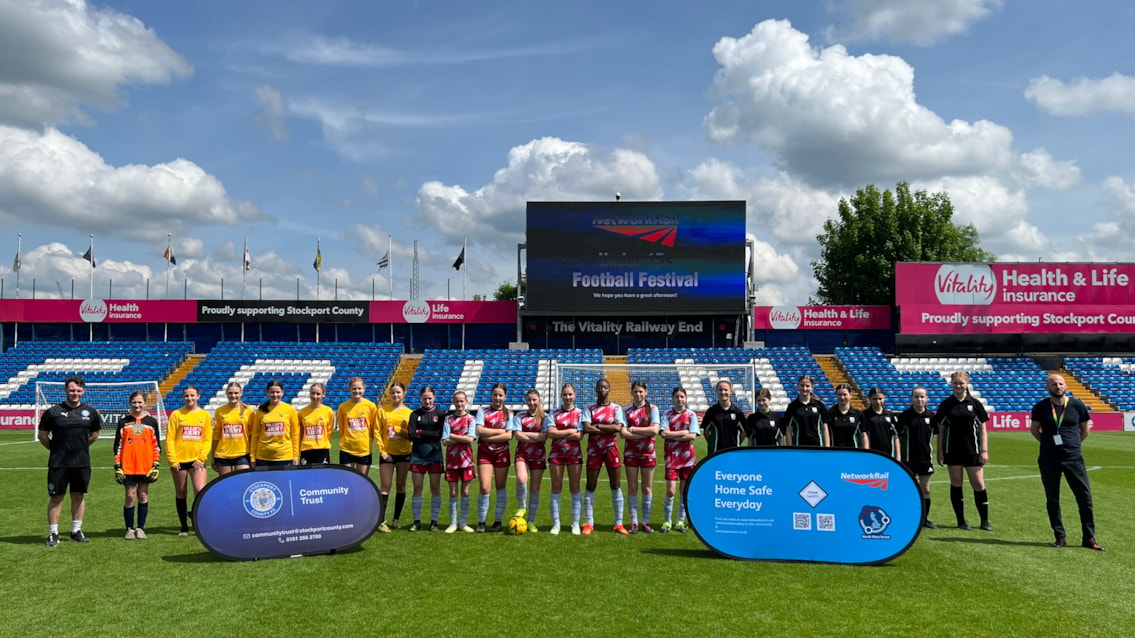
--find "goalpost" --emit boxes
[551,362,756,414]
[34,381,169,441]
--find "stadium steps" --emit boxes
[817,354,866,409]
[1055,369,1114,413]
[160,354,205,398]
[382,354,421,407]
[604,355,632,396]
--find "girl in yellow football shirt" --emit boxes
[299,383,334,465]
[167,386,212,536]
[211,382,253,474]
[251,380,300,467]
[337,377,379,476]
[377,381,412,532]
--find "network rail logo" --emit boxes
[593,214,680,247]
[841,472,889,490]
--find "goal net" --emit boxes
[34,381,168,441]
[551,362,756,414]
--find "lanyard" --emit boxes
[1050,396,1068,429]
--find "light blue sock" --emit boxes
[516,484,528,511]
[550,492,562,525]
[677,493,686,522]
[528,491,540,524]
[449,495,458,525]
[412,496,423,521]
[613,488,625,526]
[430,495,442,522]
[628,494,639,525]
[571,492,582,525]
[478,493,490,523]
[643,493,653,525]
[584,490,595,524]
[494,488,508,523]
[664,495,674,524]
[460,492,470,524]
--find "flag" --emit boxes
[163,247,177,265]
[82,246,96,268]
[452,246,465,271]
[377,249,390,271]
[243,239,251,272]
[12,251,19,273]
[313,240,322,272]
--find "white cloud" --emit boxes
[416,137,663,250]
[1025,72,1135,117]
[254,85,289,142]
[1017,149,1080,190]
[0,0,192,129]
[271,34,600,67]
[830,0,1001,46]
[0,126,268,240]
[704,20,1018,188]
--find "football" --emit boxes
[506,515,528,535]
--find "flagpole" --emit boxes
[242,237,248,300]
[462,236,467,301]
[165,233,172,299]
[88,234,94,300]
[14,233,21,299]
[315,237,321,300]
[388,234,393,300]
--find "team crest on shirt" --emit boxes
[81,410,90,420]
[244,481,284,519]
[858,505,892,539]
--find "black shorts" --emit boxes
[214,455,251,467]
[47,467,91,496]
[122,474,149,487]
[903,462,934,477]
[300,449,331,465]
[256,459,293,467]
[945,452,983,468]
[340,451,372,466]
[381,453,411,465]
[173,462,203,472]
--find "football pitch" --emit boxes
[1,429,1130,637]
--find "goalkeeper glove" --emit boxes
[114,464,125,485]
[147,461,160,483]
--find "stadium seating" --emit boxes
[0,341,194,409]
[1064,357,1135,410]
[167,341,403,410]
[836,347,1049,411]
[408,348,604,410]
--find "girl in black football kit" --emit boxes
[785,375,829,447]
[935,371,991,531]
[862,387,900,459]
[827,384,866,449]
[898,386,937,529]
[744,388,781,446]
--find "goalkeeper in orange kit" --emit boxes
[113,391,162,540]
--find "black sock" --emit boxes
[124,506,135,530]
[950,486,965,523]
[974,489,989,522]
[394,492,406,519]
[137,503,149,529]
[379,493,389,523]
[923,498,931,521]
[176,497,188,530]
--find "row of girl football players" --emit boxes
[140,377,703,537]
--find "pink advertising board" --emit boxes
[368,300,516,324]
[896,263,1135,306]
[753,306,891,330]
[985,411,1124,432]
[0,299,198,323]
[901,305,1135,334]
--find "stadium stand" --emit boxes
[1064,357,1135,411]
[0,341,194,409]
[166,341,402,410]
[836,347,1050,411]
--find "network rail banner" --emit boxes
[525,201,746,315]
[686,448,922,564]
[896,262,1135,306]
[193,465,380,561]
[753,306,891,330]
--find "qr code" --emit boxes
[793,512,811,530]
[817,513,835,531]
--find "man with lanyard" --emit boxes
[1029,374,1104,551]
[38,376,102,547]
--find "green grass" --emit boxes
[1,429,1131,637]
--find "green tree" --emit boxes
[493,280,517,301]
[811,181,996,305]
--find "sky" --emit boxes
[1,0,1133,304]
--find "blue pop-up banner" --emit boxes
[685,448,922,564]
[193,465,381,561]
